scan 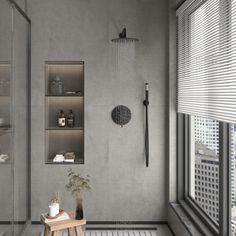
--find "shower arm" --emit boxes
[143,83,149,167]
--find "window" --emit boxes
[177,117,234,233]
[177,0,236,234]
[189,116,219,223]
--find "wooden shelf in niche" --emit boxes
[46,127,83,131]
[0,125,11,129]
[0,125,11,136]
[0,161,11,165]
[46,159,84,165]
[45,61,84,165]
[46,94,83,97]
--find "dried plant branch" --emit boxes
[66,169,91,199]
[51,191,61,204]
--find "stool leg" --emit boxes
[75,226,83,236]
[52,231,60,236]
[44,226,51,236]
[68,227,76,236]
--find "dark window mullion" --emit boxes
[219,122,230,236]
[177,113,185,201]
[184,115,190,198]
[227,124,232,235]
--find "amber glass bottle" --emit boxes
[67,110,75,128]
[57,110,66,127]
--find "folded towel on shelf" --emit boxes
[0,154,8,162]
[53,154,64,162]
[40,212,70,223]
[64,159,74,163]
[64,152,75,160]
[53,152,76,163]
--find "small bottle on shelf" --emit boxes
[57,110,66,127]
[67,109,75,128]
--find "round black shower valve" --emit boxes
[111,105,131,127]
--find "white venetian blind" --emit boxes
[177,0,236,123]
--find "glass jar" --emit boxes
[50,76,64,95]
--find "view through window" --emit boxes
[231,124,236,234]
[190,116,219,223]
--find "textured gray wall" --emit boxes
[29,0,169,221]
[14,0,27,12]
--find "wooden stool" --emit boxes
[43,212,86,236]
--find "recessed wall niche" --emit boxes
[45,61,84,164]
[0,63,11,164]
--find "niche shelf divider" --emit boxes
[45,61,84,164]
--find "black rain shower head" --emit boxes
[119,28,127,38]
[111,28,139,43]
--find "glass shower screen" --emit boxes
[0,1,30,235]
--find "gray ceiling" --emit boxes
[170,0,186,9]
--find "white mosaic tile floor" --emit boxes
[23,225,173,236]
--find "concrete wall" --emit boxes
[29,0,169,221]
[14,0,27,12]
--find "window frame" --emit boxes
[177,113,231,235]
[177,0,234,234]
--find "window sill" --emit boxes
[170,202,217,236]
